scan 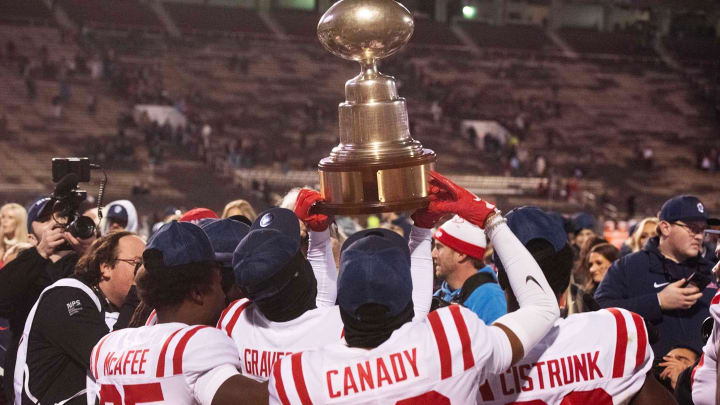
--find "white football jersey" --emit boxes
[90,323,242,405]
[217,298,345,382]
[269,305,513,404]
[692,291,720,405]
[477,307,652,405]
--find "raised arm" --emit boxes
[425,171,559,365]
[408,225,433,320]
[294,189,337,307]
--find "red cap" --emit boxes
[180,208,218,223]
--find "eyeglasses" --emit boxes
[672,221,707,235]
[116,258,143,275]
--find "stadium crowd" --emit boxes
[0,170,717,405]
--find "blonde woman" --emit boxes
[221,199,257,222]
[1,203,29,266]
[621,217,658,256]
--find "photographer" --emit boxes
[0,198,96,403]
[13,231,143,405]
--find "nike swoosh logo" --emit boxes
[526,275,544,291]
[654,282,670,288]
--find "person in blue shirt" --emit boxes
[431,215,506,323]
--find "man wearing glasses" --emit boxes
[596,195,720,358]
[13,231,143,405]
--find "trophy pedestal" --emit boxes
[316,150,436,215]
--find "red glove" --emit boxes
[411,206,445,229]
[426,171,499,228]
[294,189,330,232]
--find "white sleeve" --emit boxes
[409,225,434,321]
[184,328,243,404]
[489,221,560,356]
[194,364,241,405]
[307,229,337,307]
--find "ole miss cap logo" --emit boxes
[260,213,274,227]
[698,203,704,213]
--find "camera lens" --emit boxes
[68,216,96,239]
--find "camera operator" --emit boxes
[0,198,96,403]
[13,231,143,405]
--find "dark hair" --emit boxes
[128,301,155,328]
[589,243,620,264]
[573,236,608,289]
[497,239,573,298]
[74,231,135,286]
[468,256,485,269]
[136,261,219,310]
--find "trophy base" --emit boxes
[316,150,436,215]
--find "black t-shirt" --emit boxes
[21,281,109,405]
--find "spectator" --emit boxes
[0,198,96,403]
[431,215,507,324]
[100,200,138,235]
[657,346,699,391]
[621,217,658,257]
[595,195,719,356]
[567,235,607,315]
[0,203,28,268]
[587,243,619,294]
[13,231,143,404]
[221,199,257,222]
[571,212,596,256]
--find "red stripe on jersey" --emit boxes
[691,354,705,388]
[448,305,474,370]
[712,293,720,306]
[224,301,251,337]
[93,333,112,378]
[172,326,210,375]
[217,299,243,328]
[291,353,312,404]
[156,328,184,378]
[272,359,290,405]
[608,308,628,378]
[630,312,648,371]
[428,310,452,379]
[145,310,157,326]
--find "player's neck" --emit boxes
[155,303,212,326]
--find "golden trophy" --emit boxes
[314,0,437,215]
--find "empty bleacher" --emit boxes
[458,22,556,51]
[273,9,319,40]
[60,0,163,31]
[164,3,271,37]
[0,0,54,25]
[411,17,463,47]
[560,27,656,57]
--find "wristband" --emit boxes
[484,211,505,237]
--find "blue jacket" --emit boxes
[594,237,716,357]
[434,266,507,324]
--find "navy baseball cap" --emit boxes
[201,218,250,267]
[232,208,302,299]
[106,204,128,224]
[659,195,720,225]
[144,221,215,269]
[572,212,596,234]
[26,197,52,233]
[338,228,411,320]
[505,206,569,254]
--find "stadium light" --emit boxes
[462,5,477,19]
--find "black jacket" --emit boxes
[595,237,716,357]
[0,248,78,403]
